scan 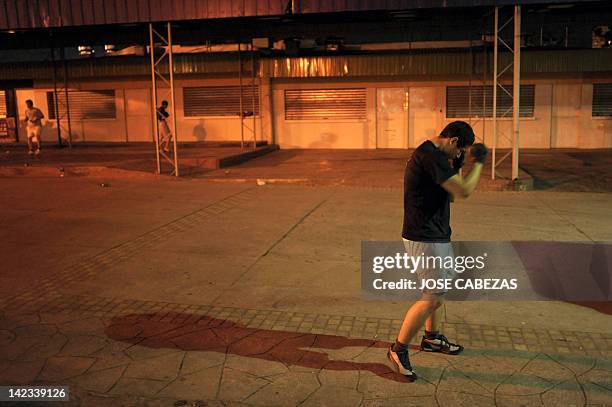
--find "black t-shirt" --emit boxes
[402,140,456,242]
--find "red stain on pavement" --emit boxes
[570,301,612,315]
[105,313,416,382]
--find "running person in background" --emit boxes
[156,100,173,153]
[387,121,488,380]
[23,100,44,155]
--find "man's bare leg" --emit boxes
[396,299,441,345]
[424,300,444,333]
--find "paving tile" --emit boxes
[37,355,95,382]
[300,385,363,407]
[69,365,127,393]
[357,370,435,399]
[217,367,272,402]
[243,371,320,407]
[124,351,185,381]
[108,376,170,398]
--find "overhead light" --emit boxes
[78,45,94,56]
[6,30,16,34]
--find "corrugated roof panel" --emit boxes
[61,0,76,26]
[1,0,289,29]
[137,0,149,22]
[300,0,590,13]
[70,0,84,26]
[81,0,94,25]
[265,52,474,77]
[0,50,610,81]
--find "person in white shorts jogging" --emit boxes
[23,100,44,155]
[387,121,488,380]
[156,100,173,153]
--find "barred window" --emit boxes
[183,86,259,117]
[446,85,535,118]
[284,88,367,120]
[593,83,612,117]
[47,90,116,119]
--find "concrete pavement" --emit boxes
[0,176,610,406]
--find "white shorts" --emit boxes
[159,121,172,141]
[403,238,457,299]
[27,125,42,142]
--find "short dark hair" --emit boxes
[26,99,33,105]
[161,100,168,106]
[440,121,475,148]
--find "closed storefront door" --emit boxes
[376,88,408,148]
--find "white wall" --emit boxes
[173,78,270,143]
[408,86,444,148]
[23,77,612,149]
[437,80,612,149]
[16,86,126,143]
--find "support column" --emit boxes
[491,5,520,180]
[492,7,499,180]
[167,22,179,176]
[149,23,161,174]
[512,5,521,181]
[149,22,179,176]
[238,42,244,149]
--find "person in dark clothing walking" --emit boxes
[387,121,488,380]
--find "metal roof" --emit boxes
[0,0,287,30]
[0,0,603,30]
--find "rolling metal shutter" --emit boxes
[183,86,259,117]
[47,90,116,119]
[446,85,535,118]
[0,91,6,117]
[284,88,366,120]
[593,83,612,117]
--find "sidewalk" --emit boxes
[5,144,610,193]
[0,176,610,405]
[0,142,276,178]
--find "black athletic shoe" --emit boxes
[420,333,464,355]
[387,346,417,379]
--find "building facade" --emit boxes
[4,50,612,149]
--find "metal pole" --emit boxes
[512,5,521,180]
[149,23,161,174]
[492,7,499,180]
[167,22,179,177]
[60,46,72,147]
[482,32,486,142]
[251,40,256,149]
[238,42,244,149]
[468,38,473,123]
[481,12,488,142]
[50,44,62,146]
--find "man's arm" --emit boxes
[442,163,483,199]
[441,144,488,199]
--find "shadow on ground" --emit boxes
[106,313,416,383]
[520,150,612,192]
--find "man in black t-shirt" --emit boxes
[387,121,488,380]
